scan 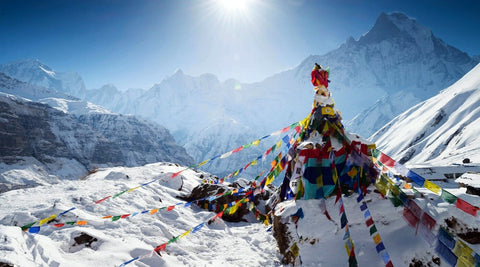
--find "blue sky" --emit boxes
[1,0,479,90]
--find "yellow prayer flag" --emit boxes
[127,186,140,192]
[424,180,441,194]
[263,218,270,226]
[198,160,209,167]
[276,140,282,149]
[233,170,239,176]
[367,144,377,150]
[150,209,159,215]
[372,233,381,245]
[77,221,87,226]
[265,173,274,186]
[453,239,475,265]
[251,159,258,166]
[229,203,239,214]
[39,215,57,226]
[252,139,261,147]
[180,229,192,239]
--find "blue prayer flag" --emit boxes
[360,203,367,211]
[381,252,391,264]
[192,222,205,233]
[364,210,371,219]
[29,226,40,234]
[375,242,385,253]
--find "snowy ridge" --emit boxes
[371,63,480,166]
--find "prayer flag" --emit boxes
[364,210,371,219]
[39,215,57,226]
[341,213,348,228]
[381,251,391,265]
[21,222,36,231]
[424,180,441,194]
[220,151,233,159]
[369,225,378,236]
[379,153,395,168]
[28,226,40,234]
[154,243,167,252]
[127,186,140,193]
[180,229,192,239]
[167,205,175,211]
[360,203,367,211]
[375,242,385,253]
[435,239,458,266]
[406,170,425,187]
[456,198,478,217]
[373,233,381,245]
[112,216,121,221]
[365,217,374,227]
[54,223,65,228]
[121,214,130,219]
[252,139,261,146]
[440,189,457,204]
[77,221,87,225]
[150,209,159,215]
[95,195,111,204]
[232,146,243,153]
[438,227,456,250]
[198,160,209,167]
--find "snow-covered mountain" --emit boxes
[2,12,477,178]
[371,63,480,166]
[0,59,87,98]
[0,92,193,192]
[314,12,478,137]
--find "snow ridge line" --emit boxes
[19,121,301,232]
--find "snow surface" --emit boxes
[371,63,480,167]
[2,162,480,266]
[0,163,280,266]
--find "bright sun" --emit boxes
[216,0,250,12]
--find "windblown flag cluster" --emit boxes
[374,150,480,266]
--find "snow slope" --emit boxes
[2,162,480,266]
[0,163,280,267]
[371,63,480,166]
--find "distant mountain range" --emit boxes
[0,75,193,192]
[1,12,478,177]
[371,63,480,166]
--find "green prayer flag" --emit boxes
[441,189,458,204]
[112,216,121,221]
[66,221,75,225]
[168,235,179,244]
[369,225,378,236]
[372,149,380,159]
[21,222,36,231]
[113,190,127,198]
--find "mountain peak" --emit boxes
[359,12,434,52]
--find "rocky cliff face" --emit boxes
[0,93,193,169]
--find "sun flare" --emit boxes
[216,0,250,13]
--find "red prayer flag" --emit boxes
[95,195,111,204]
[365,217,374,227]
[54,223,65,228]
[403,207,420,229]
[167,205,175,211]
[456,198,479,217]
[121,214,131,219]
[379,153,395,168]
[171,171,182,178]
[232,146,243,153]
[154,243,167,252]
